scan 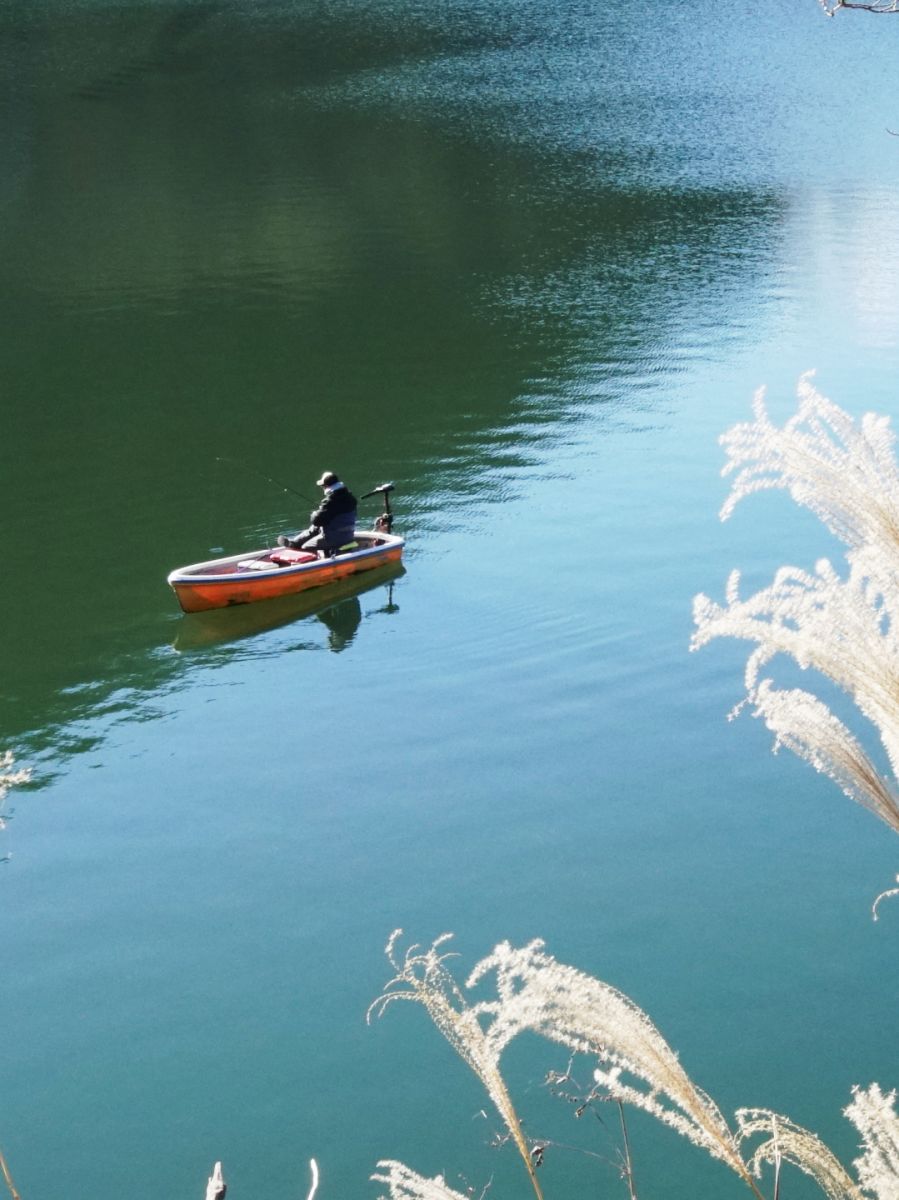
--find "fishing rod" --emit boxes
[215,456,315,504]
[216,459,397,529]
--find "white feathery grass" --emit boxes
[693,555,899,810]
[845,1085,899,1200]
[468,939,759,1192]
[368,931,544,1200]
[371,934,899,1200]
[0,751,30,836]
[371,1161,469,1200]
[692,377,899,848]
[719,372,899,564]
[749,682,899,835]
[736,1109,860,1200]
[371,933,763,1199]
[0,752,30,800]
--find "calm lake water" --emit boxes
[2,2,899,1197]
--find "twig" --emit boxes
[820,0,899,12]
[617,1101,638,1200]
[475,1176,494,1200]
[872,875,899,921]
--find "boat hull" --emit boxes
[167,531,404,613]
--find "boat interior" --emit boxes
[192,533,393,576]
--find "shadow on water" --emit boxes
[173,563,404,655]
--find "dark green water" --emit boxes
[2,3,899,1197]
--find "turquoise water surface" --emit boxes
[1,3,898,1197]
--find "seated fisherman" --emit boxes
[277,471,357,555]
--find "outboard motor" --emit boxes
[361,483,395,533]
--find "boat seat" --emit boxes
[269,549,318,567]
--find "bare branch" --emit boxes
[872,875,899,921]
[306,1159,320,1200]
[819,0,899,14]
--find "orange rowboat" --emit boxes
[167,530,404,613]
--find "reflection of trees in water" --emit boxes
[1,1,782,802]
[75,2,224,102]
[4,0,783,322]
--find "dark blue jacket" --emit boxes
[310,484,357,551]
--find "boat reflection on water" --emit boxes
[172,563,404,654]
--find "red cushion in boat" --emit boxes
[270,549,318,566]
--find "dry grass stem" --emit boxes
[617,1100,638,1200]
[0,1149,21,1200]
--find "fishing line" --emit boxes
[214,456,315,504]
